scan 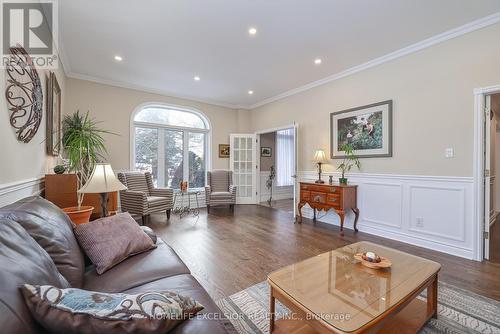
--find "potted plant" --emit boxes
[337,143,361,185]
[60,111,113,224]
[266,166,276,206]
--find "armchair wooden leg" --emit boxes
[207,205,210,214]
[141,215,146,225]
[230,204,235,214]
[166,209,171,220]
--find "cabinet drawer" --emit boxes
[327,194,341,207]
[311,192,327,204]
[301,191,310,201]
[301,184,339,194]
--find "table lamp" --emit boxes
[313,149,328,184]
[78,163,127,217]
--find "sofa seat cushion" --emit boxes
[124,275,236,334]
[147,196,168,208]
[0,196,85,288]
[0,218,70,334]
[83,239,190,293]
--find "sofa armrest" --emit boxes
[120,190,148,215]
[140,226,157,244]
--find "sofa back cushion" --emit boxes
[0,196,85,287]
[0,218,70,334]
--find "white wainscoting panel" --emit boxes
[259,171,294,202]
[298,171,475,259]
[0,177,45,208]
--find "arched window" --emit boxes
[132,104,210,189]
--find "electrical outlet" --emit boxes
[416,217,424,228]
[445,148,454,158]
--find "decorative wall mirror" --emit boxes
[4,46,43,143]
[46,72,62,155]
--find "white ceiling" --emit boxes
[60,0,500,109]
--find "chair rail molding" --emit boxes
[0,177,45,207]
[297,171,475,260]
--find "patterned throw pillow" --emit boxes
[22,284,204,334]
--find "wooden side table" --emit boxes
[297,182,359,236]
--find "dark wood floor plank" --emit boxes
[148,205,500,302]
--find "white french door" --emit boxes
[230,134,257,204]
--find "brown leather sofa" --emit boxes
[0,196,235,334]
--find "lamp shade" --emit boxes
[77,163,127,194]
[313,149,328,163]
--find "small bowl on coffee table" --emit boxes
[354,251,392,269]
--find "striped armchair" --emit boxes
[205,170,237,214]
[117,172,173,224]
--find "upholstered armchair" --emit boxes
[205,170,237,213]
[117,171,173,224]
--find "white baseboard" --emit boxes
[0,177,45,208]
[298,171,475,260]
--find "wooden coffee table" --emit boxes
[268,242,441,334]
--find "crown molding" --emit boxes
[248,11,500,110]
[60,11,500,111]
[65,72,246,110]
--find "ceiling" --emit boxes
[59,0,500,109]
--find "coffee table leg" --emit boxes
[269,287,275,333]
[427,274,438,319]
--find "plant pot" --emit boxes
[339,178,348,185]
[63,206,94,225]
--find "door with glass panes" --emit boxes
[230,134,257,204]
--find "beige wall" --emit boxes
[0,58,66,185]
[64,78,243,171]
[249,23,500,177]
[260,132,276,171]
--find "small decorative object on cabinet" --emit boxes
[297,182,359,236]
[53,165,66,174]
[337,143,361,184]
[77,163,127,218]
[45,174,119,222]
[313,149,328,184]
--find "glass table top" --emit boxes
[268,241,441,333]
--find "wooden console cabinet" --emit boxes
[45,174,118,220]
[297,182,359,236]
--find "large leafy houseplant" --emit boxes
[62,111,113,209]
[337,143,361,184]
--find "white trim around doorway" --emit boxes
[473,84,500,261]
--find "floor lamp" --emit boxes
[78,163,127,217]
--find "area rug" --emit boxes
[216,281,500,334]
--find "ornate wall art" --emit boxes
[5,46,43,143]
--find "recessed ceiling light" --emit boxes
[314,58,322,65]
[114,55,123,62]
[248,90,254,95]
[194,76,201,81]
[248,27,257,35]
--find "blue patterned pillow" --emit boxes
[21,284,204,334]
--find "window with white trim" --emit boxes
[133,105,210,189]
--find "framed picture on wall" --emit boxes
[219,144,230,158]
[46,72,62,156]
[261,147,272,157]
[330,100,392,158]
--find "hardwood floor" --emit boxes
[259,198,294,213]
[148,205,500,302]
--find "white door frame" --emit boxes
[473,84,500,261]
[255,123,298,214]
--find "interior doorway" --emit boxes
[256,125,297,216]
[486,93,500,263]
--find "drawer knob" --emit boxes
[314,195,322,202]
[332,198,337,202]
